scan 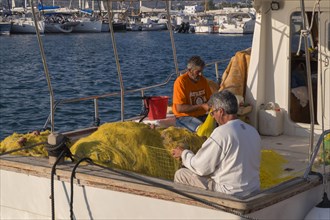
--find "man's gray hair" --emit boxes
[187,56,205,70]
[209,90,238,114]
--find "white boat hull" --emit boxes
[1,157,329,219]
[11,19,45,34]
[44,22,80,33]
[72,19,102,33]
[194,25,214,33]
[0,22,12,35]
[141,23,167,31]
[0,170,238,219]
[219,20,255,34]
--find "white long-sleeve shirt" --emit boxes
[181,119,261,195]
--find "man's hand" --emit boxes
[172,146,184,159]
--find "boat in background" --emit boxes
[101,21,127,32]
[43,13,80,33]
[194,14,215,33]
[0,19,12,35]
[38,3,80,33]
[11,16,45,34]
[72,17,102,33]
[218,12,255,34]
[71,9,102,33]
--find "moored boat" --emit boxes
[101,21,127,32]
[0,19,12,35]
[194,14,215,34]
[72,17,102,33]
[11,16,45,34]
[43,13,80,33]
[218,12,256,34]
[0,0,329,219]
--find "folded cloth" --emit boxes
[291,86,309,107]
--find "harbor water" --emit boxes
[0,32,253,140]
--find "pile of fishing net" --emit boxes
[1,121,301,189]
[0,130,50,157]
[70,122,204,180]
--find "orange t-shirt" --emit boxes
[172,72,212,117]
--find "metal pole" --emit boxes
[94,98,99,126]
[29,0,55,133]
[299,0,315,161]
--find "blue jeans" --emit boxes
[175,115,208,132]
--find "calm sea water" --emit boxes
[0,32,252,140]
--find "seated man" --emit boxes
[172,56,212,132]
[172,90,261,196]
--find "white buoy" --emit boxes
[304,193,330,220]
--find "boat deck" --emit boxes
[1,130,329,216]
[261,135,311,176]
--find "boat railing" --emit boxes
[205,58,231,83]
[42,71,177,130]
[303,129,330,179]
[42,58,231,131]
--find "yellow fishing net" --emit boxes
[260,150,292,189]
[0,130,50,157]
[316,134,330,165]
[0,121,298,189]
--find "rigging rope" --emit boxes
[67,154,259,220]
[70,157,93,220]
[296,0,320,55]
[50,149,74,220]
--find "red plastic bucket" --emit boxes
[145,96,169,120]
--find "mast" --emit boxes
[139,0,142,14]
[100,0,105,11]
[11,0,15,9]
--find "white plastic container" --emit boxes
[258,102,283,136]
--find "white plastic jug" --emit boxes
[258,102,283,136]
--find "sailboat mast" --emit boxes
[139,0,142,14]
[11,0,15,9]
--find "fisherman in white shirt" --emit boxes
[172,90,261,196]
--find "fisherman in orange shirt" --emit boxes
[172,56,212,132]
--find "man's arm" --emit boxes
[175,103,209,113]
[171,137,221,176]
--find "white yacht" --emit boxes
[72,17,102,33]
[43,14,80,33]
[218,12,256,34]
[0,19,12,35]
[194,14,215,33]
[11,16,45,34]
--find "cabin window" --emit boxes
[289,11,318,124]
